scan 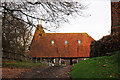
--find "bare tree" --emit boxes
[2,8,32,56]
[1,0,87,31]
[1,1,87,57]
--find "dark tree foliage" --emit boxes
[90,32,120,57]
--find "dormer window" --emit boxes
[39,33,42,36]
[78,40,81,44]
[51,40,54,45]
[65,40,68,44]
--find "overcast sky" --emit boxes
[43,0,111,40]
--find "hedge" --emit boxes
[90,32,120,57]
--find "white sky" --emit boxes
[44,0,111,41]
[32,0,111,41]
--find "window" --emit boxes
[39,33,42,36]
[51,40,54,45]
[78,40,81,44]
[65,40,68,44]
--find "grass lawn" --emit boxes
[2,59,47,69]
[70,51,120,79]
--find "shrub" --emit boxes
[90,32,120,57]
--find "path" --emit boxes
[19,65,72,79]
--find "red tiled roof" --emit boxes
[30,33,94,58]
